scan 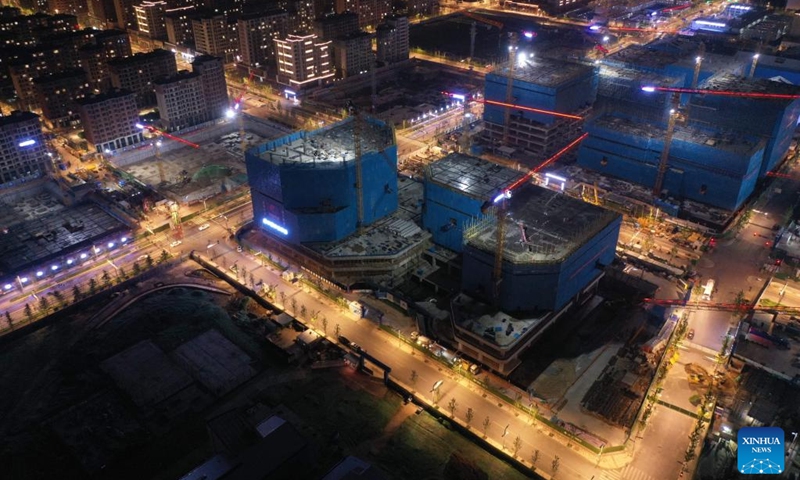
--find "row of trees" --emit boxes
[4,250,171,331]
[408,369,560,476]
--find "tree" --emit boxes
[465,407,474,428]
[279,291,287,307]
[101,270,112,288]
[334,323,341,339]
[249,273,255,287]
[552,455,560,476]
[531,449,540,468]
[512,436,522,458]
[482,416,491,438]
[118,266,128,282]
[447,397,457,418]
[145,255,154,269]
[72,284,82,303]
[132,261,142,276]
[240,265,247,281]
[290,297,297,314]
[4,311,12,330]
[159,249,169,263]
[410,370,418,388]
[89,278,98,295]
[432,388,440,405]
[52,290,65,308]
[38,295,50,314]
[300,304,307,319]
[322,315,328,334]
[24,303,34,322]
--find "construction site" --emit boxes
[111,117,286,205]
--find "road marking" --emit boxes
[599,465,658,480]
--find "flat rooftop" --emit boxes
[426,153,525,201]
[494,56,593,88]
[452,293,549,349]
[466,184,618,264]
[700,72,800,99]
[0,202,128,273]
[607,43,742,74]
[258,118,394,166]
[597,65,681,99]
[592,115,762,156]
[310,178,427,258]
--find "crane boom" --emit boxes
[642,85,800,100]
[653,93,678,198]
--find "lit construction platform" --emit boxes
[465,186,618,265]
[241,177,430,285]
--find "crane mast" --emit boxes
[502,33,518,146]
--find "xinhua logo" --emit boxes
[738,426,785,475]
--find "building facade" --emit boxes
[134,1,167,40]
[77,89,142,152]
[313,12,359,41]
[237,10,289,69]
[192,54,228,121]
[245,117,398,244]
[33,69,90,128]
[376,15,408,65]
[274,33,334,88]
[164,6,195,47]
[107,48,177,107]
[154,71,206,131]
[332,31,371,78]
[0,111,49,187]
[192,13,238,62]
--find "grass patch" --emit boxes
[376,414,533,480]
[261,372,401,451]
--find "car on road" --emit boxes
[350,342,364,354]
[338,335,351,347]
[169,240,182,248]
[198,223,210,231]
[137,254,149,261]
[687,329,695,340]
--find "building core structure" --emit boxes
[423,155,621,375]
[482,56,595,163]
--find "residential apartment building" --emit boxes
[33,69,90,128]
[0,111,48,187]
[9,43,82,111]
[192,13,238,63]
[164,5,194,47]
[313,11,358,41]
[77,89,143,152]
[333,31,371,78]
[113,0,138,30]
[192,54,228,120]
[376,15,408,65]
[134,1,167,40]
[238,10,289,69]
[79,29,131,92]
[274,33,334,88]
[87,0,118,29]
[107,48,177,107]
[334,0,390,29]
[154,70,206,131]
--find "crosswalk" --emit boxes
[597,465,658,480]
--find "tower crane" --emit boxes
[502,32,519,146]
[230,70,256,153]
[136,123,200,185]
[483,131,589,308]
[642,84,800,198]
[347,101,365,235]
[462,11,504,63]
